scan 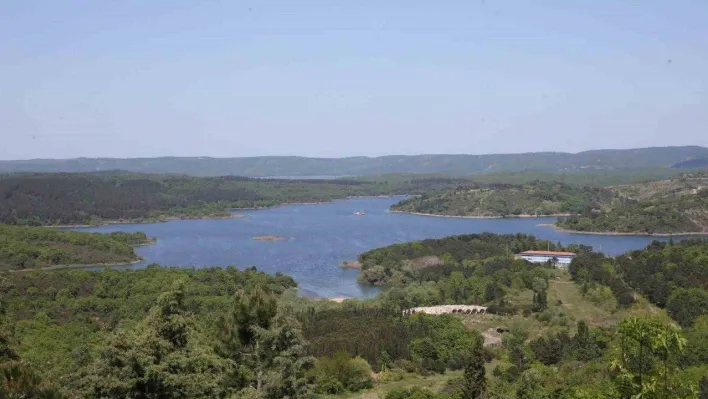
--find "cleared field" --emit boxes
[326,371,461,399]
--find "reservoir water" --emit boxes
[75,197,698,299]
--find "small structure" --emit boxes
[403,305,487,316]
[516,250,576,268]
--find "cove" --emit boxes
[73,197,695,299]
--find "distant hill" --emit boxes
[672,156,708,169]
[2,146,707,177]
[0,172,469,226]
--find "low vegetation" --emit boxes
[557,175,708,234]
[0,224,151,271]
[2,233,708,398]
[391,182,610,217]
[391,174,708,234]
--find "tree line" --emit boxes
[0,172,471,226]
[0,224,151,271]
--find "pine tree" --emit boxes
[215,287,278,391]
[216,287,315,397]
[80,280,228,398]
[461,347,486,399]
[259,311,315,399]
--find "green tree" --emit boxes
[312,351,372,394]
[532,277,548,312]
[1,301,65,398]
[256,310,315,399]
[572,321,602,361]
[215,288,314,397]
[461,348,486,399]
[79,280,228,398]
[666,288,708,328]
[612,317,690,399]
[215,287,278,391]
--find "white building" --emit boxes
[516,250,576,268]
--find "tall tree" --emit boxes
[80,280,228,398]
[215,287,278,391]
[215,287,314,397]
[612,317,691,399]
[258,311,315,399]
[461,347,486,399]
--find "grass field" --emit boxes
[326,371,461,399]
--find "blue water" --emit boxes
[74,197,700,299]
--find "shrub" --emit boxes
[378,368,405,383]
[312,351,373,393]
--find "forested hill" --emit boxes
[2,146,707,176]
[0,172,467,225]
[391,182,612,217]
[557,176,708,234]
[0,224,150,270]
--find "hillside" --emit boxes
[0,172,468,226]
[3,236,707,397]
[557,176,708,234]
[1,146,707,176]
[390,182,612,217]
[0,224,151,271]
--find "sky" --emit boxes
[1,0,707,160]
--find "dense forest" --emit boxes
[3,235,708,397]
[0,265,486,398]
[0,172,470,226]
[1,146,706,176]
[570,239,708,328]
[389,175,708,234]
[0,224,151,271]
[557,176,708,234]
[390,182,612,217]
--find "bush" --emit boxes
[312,352,373,393]
[378,368,405,383]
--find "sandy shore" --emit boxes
[389,210,572,219]
[340,260,362,270]
[328,297,352,303]
[252,235,289,241]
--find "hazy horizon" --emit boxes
[3,144,708,162]
[2,1,706,160]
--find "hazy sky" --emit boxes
[1,1,706,160]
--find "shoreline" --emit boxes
[43,214,245,228]
[6,258,143,273]
[42,196,410,228]
[549,225,708,237]
[389,210,573,219]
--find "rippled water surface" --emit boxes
[75,197,695,298]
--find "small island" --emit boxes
[252,235,288,241]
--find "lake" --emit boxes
[75,197,695,299]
